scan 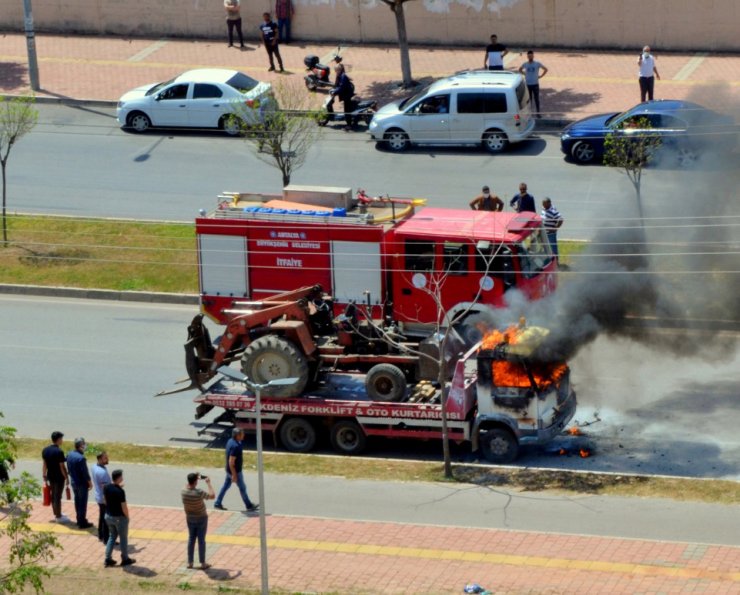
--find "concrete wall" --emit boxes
[2,0,738,51]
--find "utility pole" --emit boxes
[22,0,40,91]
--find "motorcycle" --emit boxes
[317,93,377,129]
[304,53,342,92]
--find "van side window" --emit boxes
[476,245,515,289]
[443,242,467,275]
[413,95,449,115]
[518,230,552,279]
[405,240,435,272]
[458,92,508,114]
[485,93,508,113]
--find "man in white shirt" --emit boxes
[638,46,660,102]
[519,50,548,117]
[484,34,508,71]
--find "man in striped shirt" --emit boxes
[181,473,215,570]
[541,198,564,261]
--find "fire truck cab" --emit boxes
[195,186,556,327]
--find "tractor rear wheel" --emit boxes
[365,363,407,402]
[241,336,309,397]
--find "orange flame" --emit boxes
[579,449,591,458]
[567,427,582,436]
[558,448,567,456]
[481,326,567,388]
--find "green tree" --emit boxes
[0,412,61,594]
[603,116,662,223]
[0,97,39,247]
[378,0,416,88]
[234,80,324,187]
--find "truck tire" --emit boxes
[241,336,309,398]
[479,427,519,464]
[279,417,317,453]
[330,420,367,455]
[365,364,407,402]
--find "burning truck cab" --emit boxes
[470,324,577,463]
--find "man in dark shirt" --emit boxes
[260,12,284,72]
[67,437,93,529]
[213,428,258,513]
[42,430,69,522]
[484,34,508,71]
[103,469,136,567]
[510,182,536,213]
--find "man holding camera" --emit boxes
[181,472,215,570]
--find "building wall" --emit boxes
[2,0,738,51]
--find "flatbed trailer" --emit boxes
[193,341,577,463]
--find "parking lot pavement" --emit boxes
[1,33,738,124]
[6,499,738,593]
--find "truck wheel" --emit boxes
[279,417,317,453]
[330,420,367,455]
[241,336,309,398]
[365,364,407,402]
[479,427,519,464]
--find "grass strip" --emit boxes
[16,438,739,505]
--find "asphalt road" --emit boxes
[5,104,729,241]
[2,295,738,480]
[13,461,740,546]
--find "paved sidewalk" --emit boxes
[10,501,740,594]
[1,33,739,123]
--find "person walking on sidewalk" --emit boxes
[470,185,503,211]
[104,469,136,568]
[638,46,660,102]
[541,197,564,260]
[224,0,245,49]
[214,428,259,513]
[182,473,215,570]
[260,12,284,72]
[275,0,294,44]
[484,34,508,71]
[92,451,111,544]
[66,437,93,529]
[42,430,69,523]
[519,50,548,117]
[510,183,536,213]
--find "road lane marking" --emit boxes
[673,52,709,81]
[128,40,169,63]
[27,521,740,582]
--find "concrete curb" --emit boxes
[0,283,199,305]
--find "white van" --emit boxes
[368,70,534,153]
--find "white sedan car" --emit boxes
[116,68,273,135]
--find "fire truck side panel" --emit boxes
[331,240,383,305]
[198,234,248,299]
[247,224,332,298]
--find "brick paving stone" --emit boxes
[4,500,738,594]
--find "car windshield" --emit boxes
[398,83,433,110]
[145,77,176,96]
[226,72,259,93]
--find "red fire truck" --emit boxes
[195,185,556,332]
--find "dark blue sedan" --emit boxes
[560,100,737,166]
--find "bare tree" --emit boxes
[349,240,502,478]
[378,0,416,88]
[234,80,324,187]
[0,97,38,247]
[603,116,662,224]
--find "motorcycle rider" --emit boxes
[330,64,355,130]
